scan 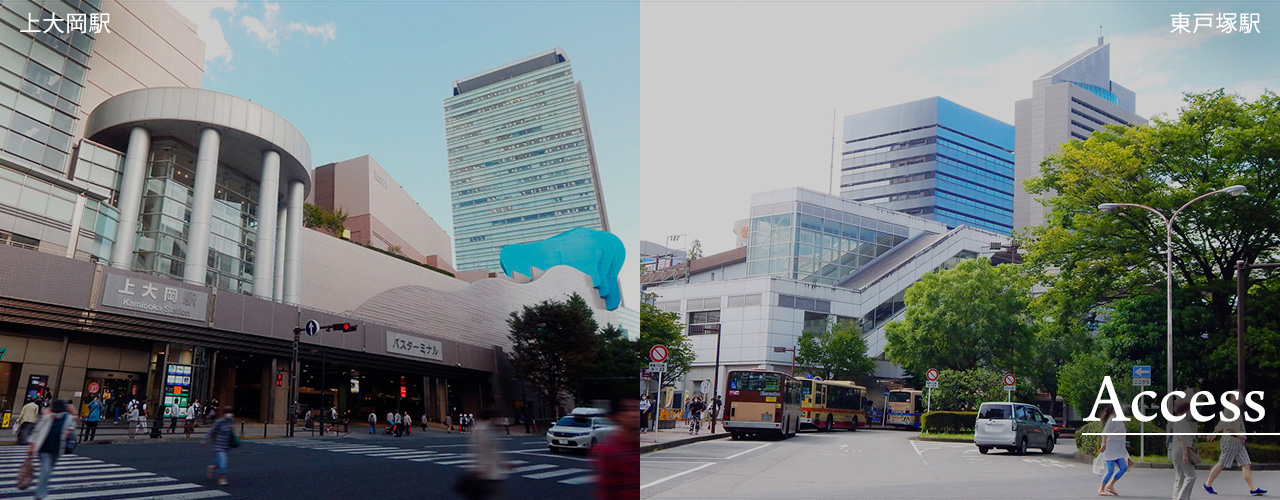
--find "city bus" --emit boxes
[723,369,802,440]
[800,379,868,431]
[885,389,925,429]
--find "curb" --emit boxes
[912,436,972,443]
[641,432,729,454]
[1071,452,1280,471]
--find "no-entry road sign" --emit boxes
[1003,373,1016,390]
[650,345,668,363]
[925,368,940,382]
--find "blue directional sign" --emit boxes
[304,320,320,337]
[884,388,890,397]
[1132,365,1151,378]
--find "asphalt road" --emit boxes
[1,428,600,500]
[641,429,1278,499]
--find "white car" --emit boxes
[546,408,614,452]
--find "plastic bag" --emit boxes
[1092,454,1106,476]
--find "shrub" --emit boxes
[1197,442,1280,464]
[922,411,978,434]
[1076,420,1166,457]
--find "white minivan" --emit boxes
[973,402,1055,455]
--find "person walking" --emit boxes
[386,411,394,434]
[639,395,651,434]
[709,395,722,433]
[422,412,429,432]
[396,411,406,437]
[126,401,141,439]
[519,411,529,434]
[1170,397,1199,500]
[458,410,508,500]
[445,414,453,434]
[14,398,40,445]
[28,399,76,500]
[368,412,377,434]
[1204,392,1267,496]
[404,413,413,436]
[185,401,199,438]
[1096,405,1129,496]
[592,399,639,500]
[168,405,179,434]
[203,406,235,486]
[84,396,102,442]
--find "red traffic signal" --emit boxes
[275,373,284,387]
[329,322,358,332]
[400,386,407,398]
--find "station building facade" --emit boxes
[0,1,622,427]
[642,188,1010,405]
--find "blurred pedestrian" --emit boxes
[1169,397,1199,500]
[29,399,76,500]
[203,406,236,486]
[185,402,198,437]
[422,412,429,432]
[404,413,413,436]
[639,395,651,434]
[14,398,40,445]
[169,405,179,434]
[709,395,722,433]
[519,411,530,434]
[592,399,639,500]
[1204,392,1267,496]
[445,414,453,434]
[84,396,102,442]
[127,401,140,439]
[455,410,507,500]
[393,411,403,437]
[368,412,377,434]
[1096,405,1128,496]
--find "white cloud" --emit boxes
[289,21,337,43]
[240,1,281,51]
[167,0,238,64]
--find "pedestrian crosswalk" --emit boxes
[259,439,597,485]
[0,447,228,500]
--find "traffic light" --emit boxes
[330,322,358,332]
[276,373,284,387]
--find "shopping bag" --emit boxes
[1091,454,1106,476]
[15,455,34,490]
[65,432,78,454]
[229,429,241,449]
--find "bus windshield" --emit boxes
[800,379,813,396]
[729,371,782,392]
[889,392,912,403]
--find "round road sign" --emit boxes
[1003,373,1016,386]
[925,368,940,382]
[87,382,100,394]
[304,320,320,337]
[700,380,711,394]
[650,345,668,363]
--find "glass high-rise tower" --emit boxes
[444,48,608,273]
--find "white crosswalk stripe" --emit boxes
[0,450,227,500]
[255,438,596,485]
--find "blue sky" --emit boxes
[641,1,1280,253]
[169,0,639,307]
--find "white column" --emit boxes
[183,128,220,285]
[109,126,150,269]
[65,193,87,259]
[252,150,280,299]
[283,179,304,305]
[273,204,286,301]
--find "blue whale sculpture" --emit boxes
[499,227,625,310]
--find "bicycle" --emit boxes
[688,414,702,435]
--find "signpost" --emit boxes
[1003,373,1016,402]
[924,368,940,413]
[1133,365,1152,459]
[304,320,320,338]
[651,345,667,431]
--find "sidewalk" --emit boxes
[0,420,458,446]
[640,421,729,454]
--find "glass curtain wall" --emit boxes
[747,202,909,285]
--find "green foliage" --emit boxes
[688,239,703,261]
[921,411,977,434]
[1024,89,1280,400]
[795,320,876,381]
[360,243,454,277]
[639,295,695,388]
[507,293,600,413]
[929,368,1039,411]
[303,203,348,236]
[1076,419,1167,457]
[581,323,642,401]
[1196,442,1280,464]
[885,259,1036,377]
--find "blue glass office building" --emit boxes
[840,97,1014,235]
[444,48,609,273]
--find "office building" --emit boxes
[841,97,1015,235]
[643,187,1010,402]
[310,155,455,274]
[1013,38,1146,231]
[444,48,609,273]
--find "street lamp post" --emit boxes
[1098,184,1246,393]
[773,346,796,376]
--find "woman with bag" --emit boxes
[202,406,237,486]
[24,399,76,500]
[1095,405,1129,496]
[12,398,40,445]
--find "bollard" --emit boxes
[264,421,267,438]
[240,420,244,436]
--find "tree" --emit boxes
[507,293,600,415]
[639,295,695,389]
[795,320,875,381]
[930,368,1038,412]
[303,203,349,236]
[688,239,703,261]
[386,245,402,256]
[1024,90,1280,397]
[884,259,1036,377]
